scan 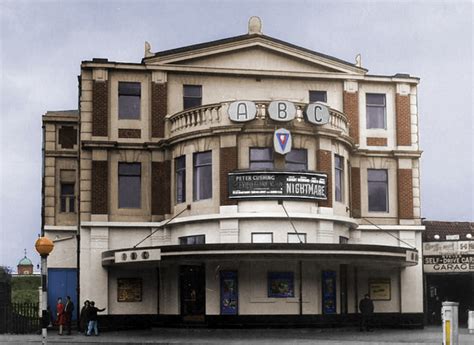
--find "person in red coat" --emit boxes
[56,297,65,335]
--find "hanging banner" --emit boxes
[273,128,292,154]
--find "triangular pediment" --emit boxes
[144,34,367,75]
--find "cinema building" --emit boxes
[42,18,424,328]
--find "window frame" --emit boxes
[366,93,386,129]
[118,162,142,209]
[285,149,308,171]
[179,235,205,245]
[249,147,274,170]
[183,84,202,110]
[175,155,186,204]
[287,233,307,243]
[367,169,389,212]
[118,82,141,120]
[334,155,344,202]
[251,232,273,243]
[60,183,75,213]
[193,151,212,201]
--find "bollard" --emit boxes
[441,301,459,345]
[468,310,474,334]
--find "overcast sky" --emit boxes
[0,0,472,270]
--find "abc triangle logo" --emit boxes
[273,128,292,155]
[278,133,289,150]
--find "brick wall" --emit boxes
[152,161,171,215]
[92,81,108,137]
[366,137,387,146]
[220,147,238,206]
[91,160,108,214]
[397,168,414,219]
[396,94,411,146]
[350,167,361,218]
[151,83,167,138]
[118,129,141,138]
[317,149,332,208]
[343,91,359,144]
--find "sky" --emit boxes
[0,0,472,271]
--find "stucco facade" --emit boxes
[42,18,424,328]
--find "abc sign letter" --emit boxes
[305,102,330,125]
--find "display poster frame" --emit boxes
[368,279,391,301]
[322,270,337,314]
[117,278,142,302]
[220,271,239,315]
[268,272,295,298]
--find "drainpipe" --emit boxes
[76,75,82,323]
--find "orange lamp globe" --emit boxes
[35,237,54,256]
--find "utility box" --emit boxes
[442,301,459,345]
[468,310,474,334]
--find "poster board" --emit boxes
[369,279,391,300]
[117,278,142,302]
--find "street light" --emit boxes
[35,237,54,345]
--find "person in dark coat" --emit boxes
[86,301,106,336]
[359,294,374,331]
[79,300,90,334]
[64,296,74,335]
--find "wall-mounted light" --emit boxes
[466,233,472,239]
[434,234,440,240]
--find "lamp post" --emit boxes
[35,237,54,345]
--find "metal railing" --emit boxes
[0,302,40,334]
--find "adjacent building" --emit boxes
[42,17,424,328]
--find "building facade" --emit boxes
[42,18,424,328]
[422,221,474,325]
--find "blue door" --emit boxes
[48,268,77,321]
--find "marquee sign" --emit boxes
[274,128,291,154]
[423,241,474,273]
[228,171,327,200]
[227,101,257,122]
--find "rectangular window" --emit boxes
[179,235,205,245]
[193,151,212,201]
[288,233,307,243]
[183,85,202,110]
[60,183,75,213]
[339,236,349,244]
[368,169,388,212]
[119,82,141,119]
[249,147,274,170]
[118,163,141,208]
[309,90,327,103]
[251,233,273,243]
[366,93,386,129]
[285,149,307,171]
[175,156,186,204]
[335,155,344,202]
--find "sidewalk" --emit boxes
[0,326,473,344]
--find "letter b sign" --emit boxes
[268,101,296,122]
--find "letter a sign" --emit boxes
[274,128,292,155]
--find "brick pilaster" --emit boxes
[396,94,411,146]
[91,160,108,214]
[152,161,171,215]
[220,147,238,206]
[317,149,332,208]
[151,82,167,138]
[350,167,361,218]
[92,81,108,137]
[397,169,414,219]
[343,91,359,144]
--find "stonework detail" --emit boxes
[316,149,332,208]
[118,129,141,138]
[92,81,108,137]
[396,94,412,146]
[151,82,167,138]
[91,160,108,214]
[351,167,361,218]
[220,147,238,206]
[366,137,387,146]
[343,91,359,144]
[398,168,414,219]
[152,161,171,215]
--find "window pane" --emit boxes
[366,93,385,105]
[250,148,272,161]
[250,161,274,170]
[252,233,273,243]
[309,90,327,103]
[335,169,342,202]
[179,235,205,245]
[366,94,386,129]
[119,163,141,208]
[119,82,141,119]
[193,152,212,201]
[288,233,306,243]
[61,183,74,195]
[175,156,186,204]
[183,85,202,97]
[285,149,307,171]
[368,169,388,212]
[335,155,344,202]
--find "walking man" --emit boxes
[359,293,374,332]
[64,296,74,335]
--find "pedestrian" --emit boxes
[64,296,74,335]
[56,297,65,335]
[79,300,90,334]
[359,293,374,332]
[86,301,106,336]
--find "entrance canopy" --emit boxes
[102,243,418,267]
